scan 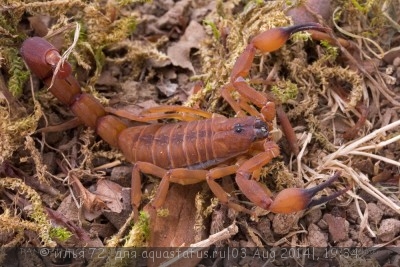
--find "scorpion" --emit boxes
[20,22,346,216]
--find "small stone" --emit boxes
[308,223,328,247]
[323,214,349,242]
[367,202,384,225]
[346,201,365,223]
[336,239,353,247]
[377,219,400,242]
[272,213,300,235]
[255,218,274,243]
[110,165,132,186]
[305,208,322,224]
[377,201,399,217]
[393,57,400,67]
[358,231,373,246]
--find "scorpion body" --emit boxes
[119,116,269,170]
[20,23,346,216]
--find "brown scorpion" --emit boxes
[20,23,346,216]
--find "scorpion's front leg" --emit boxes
[224,23,328,154]
[236,141,345,213]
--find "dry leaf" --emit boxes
[156,79,178,97]
[93,179,123,213]
[167,20,206,73]
[69,174,108,220]
[146,184,206,267]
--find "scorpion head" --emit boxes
[211,117,270,159]
[233,118,269,141]
[253,118,269,140]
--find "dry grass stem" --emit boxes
[296,132,313,178]
[322,119,400,166]
[49,23,81,88]
[159,223,238,267]
[332,161,400,215]
[332,7,385,59]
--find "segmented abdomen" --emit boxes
[118,118,231,169]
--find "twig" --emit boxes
[159,223,238,267]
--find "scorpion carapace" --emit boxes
[20,23,347,216]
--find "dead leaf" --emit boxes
[156,0,191,29]
[27,15,51,37]
[167,20,206,73]
[69,173,108,220]
[145,184,206,267]
[55,195,104,247]
[156,79,178,97]
[93,179,123,213]
[103,188,132,229]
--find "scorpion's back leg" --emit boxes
[106,105,212,123]
[131,162,209,213]
[131,162,256,216]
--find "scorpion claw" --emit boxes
[269,172,346,213]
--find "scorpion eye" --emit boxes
[234,123,244,133]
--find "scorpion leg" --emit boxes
[106,105,212,123]
[131,162,208,211]
[205,165,257,215]
[131,162,257,215]
[230,79,299,154]
[221,83,267,118]
[166,165,256,215]
[225,23,328,154]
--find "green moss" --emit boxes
[0,178,55,247]
[49,227,73,242]
[203,20,220,40]
[350,0,375,13]
[137,211,150,240]
[4,48,30,96]
[123,211,150,247]
[270,80,298,103]
[319,40,339,62]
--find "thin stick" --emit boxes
[349,151,400,167]
[159,223,238,267]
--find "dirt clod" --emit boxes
[272,213,300,235]
[307,223,328,247]
[367,202,384,225]
[323,213,349,243]
[377,218,400,242]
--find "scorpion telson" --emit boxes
[21,23,347,216]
